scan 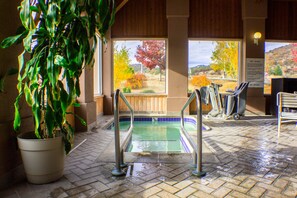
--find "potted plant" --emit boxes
[0,0,115,184]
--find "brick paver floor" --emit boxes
[1,115,297,198]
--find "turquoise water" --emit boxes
[117,121,196,153]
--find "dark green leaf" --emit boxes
[75,80,80,96]
[30,5,39,12]
[54,55,68,67]
[58,80,69,115]
[37,0,47,14]
[7,67,19,75]
[23,30,35,52]
[0,30,28,48]
[13,94,22,131]
[32,104,41,138]
[24,83,33,106]
[18,51,25,74]
[19,0,31,29]
[45,105,55,137]
[72,102,80,107]
[75,114,86,126]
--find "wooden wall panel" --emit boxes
[189,0,243,39]
[266,1,297,40]
[95,95,104,116]
[112,0,167,38]
[118,95,167,114]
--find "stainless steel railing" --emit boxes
[112,89,134,176]
[180,89,206,177]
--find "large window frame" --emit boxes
[188,39,242,93]
[94,36,103,95]
[112,38,167,94]
[264,40,297,95]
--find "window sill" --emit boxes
[94,94,104,99]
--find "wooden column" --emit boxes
[242,0,267,115]
[75,67,97,131]
[102,29,114,115]
[166,0,189,114]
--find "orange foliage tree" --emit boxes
[125,73,147,89]
[190,75,211,88]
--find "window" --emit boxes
[113,40,166,94]
[94,37,103,95]
[264,42,297,94]
[188,40,240,93]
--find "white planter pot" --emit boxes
[17,132,65,184]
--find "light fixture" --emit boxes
[253,32,262,45]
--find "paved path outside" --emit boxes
[1,115,297,198]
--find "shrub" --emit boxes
[190,75,211,88]
[269,65,283,76]
[141,89,155,93]
[125,73,147,89]
[123,87,131,93]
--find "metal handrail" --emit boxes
[180,89,206,177]
[112,89,134,176]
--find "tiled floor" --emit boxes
[1,115,297,198]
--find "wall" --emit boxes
[0,0,31,188]
[107,0,297,115]
[111,0,167,38]
[189,0,243,38]
[266,1,297,40]
[95,95,104,116]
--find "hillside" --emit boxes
[265,44,297,75]
[189,65,211,75]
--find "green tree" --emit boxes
[270,65,283,76]
[113,47,134,89]
[210,41,238,79]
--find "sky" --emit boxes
[114,40,291,68]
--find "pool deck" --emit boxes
[1,115,297,198]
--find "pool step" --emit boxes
[127,140,186,153]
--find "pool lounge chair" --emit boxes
[277,92,297,137]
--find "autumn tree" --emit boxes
[135,40,166,81]
[190,75,211,88]
[210,41,238,79]
[291,43,297,63]
[113,47,134,90]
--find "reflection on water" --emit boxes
[120,121,196,153]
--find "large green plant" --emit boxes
[0,0,115,153]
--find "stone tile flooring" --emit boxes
[1,116,297,198]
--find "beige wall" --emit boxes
[102,30,114,115]
[75,67,97,132]
[166,0,189,114]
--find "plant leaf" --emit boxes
[7,67,19,75]
[54,55,68,67]
[23,30,35,52]
[58,80,69,116]
[13,94,22,131]
[30,5,39,13]
[24,83,33,106]
[0,30,28,48]
[45,104,55,137]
